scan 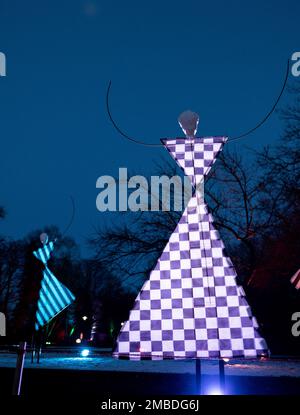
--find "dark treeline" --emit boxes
[1,86,300,354]
[0,226,134,347]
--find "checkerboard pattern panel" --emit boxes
[113,137,268,360]
[161,137,226,187]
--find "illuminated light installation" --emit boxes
[34,233,75,331]
[113,111,268,360]
[291,269,300,290]
[81,349,90,357]
[207,387,224,395]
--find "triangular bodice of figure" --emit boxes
[113,137,268,359]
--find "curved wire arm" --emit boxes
[106,81,162,147]
[61,196,75,237]
[228,59,290,142]
[106,59,290,146]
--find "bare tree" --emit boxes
[90,149,270,286]
[0,240,23,315]
[0,206,5,219]
[247,82,300,286]
[257,83,300,225]
[91,159,186,287]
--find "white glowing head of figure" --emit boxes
[178,110,199,138]
[40,232,49,246]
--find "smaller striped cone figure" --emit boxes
[113,111,268,360]
[34,233,75,331]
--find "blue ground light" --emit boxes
[80,349,90,358]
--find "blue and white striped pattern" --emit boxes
[33,242,75,331]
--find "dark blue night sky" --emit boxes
[0,0,299,256]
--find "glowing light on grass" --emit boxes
[207,387,223,395]
[81,349,90,357]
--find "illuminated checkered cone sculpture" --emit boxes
[113,112,268,359]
